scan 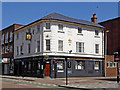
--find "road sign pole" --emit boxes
[117,62,119,83]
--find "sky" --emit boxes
[2,2,119,29]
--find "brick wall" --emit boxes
[105,55,117,77]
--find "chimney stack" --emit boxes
[91,14,97,23]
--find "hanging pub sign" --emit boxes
[26,32,32,40]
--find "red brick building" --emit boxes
[99,17,120,77]
[2,24,24,75]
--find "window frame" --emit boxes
[46,23,50,30]
[76,42,84,53]
[46,39,50,51]
[95,30,99,36]
[75,61,85,70]
[57,60,64,71]
[37,41,40,52]
[94,61,100,70]
[95,44,99,54]
[58,24,63,30]
[78,27,82,33]
[58,40,63,51]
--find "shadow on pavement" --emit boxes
[95,78,117,81]
[2,77,35,81]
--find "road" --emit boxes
[1,75,120,89]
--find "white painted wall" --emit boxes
[14,22,104,59]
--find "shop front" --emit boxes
[2,58,10,75]
[14,56,104,78]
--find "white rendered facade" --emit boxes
[14,21,104,59]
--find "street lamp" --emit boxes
[105,30,109,77]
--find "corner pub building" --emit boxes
[14,13,104,78]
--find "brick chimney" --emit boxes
[91,14,97,23]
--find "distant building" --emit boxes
[99,17,120,77]
[0,31,2,59]
[2,24,24,75]
[14,13,104,78]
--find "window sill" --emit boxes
[36,32,40,34]
[77,33,83,36]
[58,31,64,33]
[94,35,100,38]
[57,70,64,72]
[44,30,51,32]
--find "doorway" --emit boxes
[45,64,50,76]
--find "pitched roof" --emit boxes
[15,12,104,32]
[41,12,104,28]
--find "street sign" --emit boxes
[115,56,119,62]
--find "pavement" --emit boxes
[1,75,120,89]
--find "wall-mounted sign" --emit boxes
[3,58,10,63]
[68,38,72,43]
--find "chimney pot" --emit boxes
[91,14,97,23]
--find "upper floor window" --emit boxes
[10,45,13,53]
[5,45,8,53]
[58,24,63,30]
[10,31,13,42]
[94,61,100,70]
[78,27,82,33]
[46,23,50,29]
[95,30,99,36]
[37,41,40,52]
[46,39,50,51]
[20,45,23,55]
[17,46,19,55]
[95,44,99,54]
[5,32,8,43]
[37,25,40,32]
[16,33,19,40]
[76,42,84,53]
[28,43,31,53]
[58,40,63,51]
[28,29,31,33]
[2,34,4,44]
[75,61,85,70]
[2,46,4,54]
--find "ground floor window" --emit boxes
[57,61,64,71]
[75,61,85,70]
[110,61,116,68]
[107,61,109,68]
[94,61,100,70]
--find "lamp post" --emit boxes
[105,30,109,77]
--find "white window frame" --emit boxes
[95,30,99,36]
[2,34,4,44]
[5,32,8,43]
[10,31,13,42]
[16,46,19,55]
[28,43,31,54]
[75,61,85,70]
[37,41,40,52]
[10,45,12,53]
[46,39,50,51]
[76,42,84,53]
[95,44,99,54]
[46,23,50,30]
[5,45,8,53]
[58,24,63,30]
[58,40,63,51]
[57,61,64,71]
[78,27,82,33]
[94,61,100,70]
[107,61,109,68]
